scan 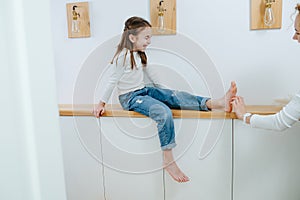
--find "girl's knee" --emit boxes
[149,104,172,121]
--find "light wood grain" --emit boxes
[150,0,176,35]
[59,104,283,119]
[66,2,91,38]
[250,0,282,30]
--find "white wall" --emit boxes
[1,0,67,199]
[51,0,300,105]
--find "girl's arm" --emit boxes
[100,63,124,103]
[94,63,124,117]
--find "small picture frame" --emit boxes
[66,2,91,38]
[150,0,176,35]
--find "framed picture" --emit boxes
[150,0,176,35]
[66,2,91,38]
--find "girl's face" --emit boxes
[293,14,300,43]
[130,27,152,51]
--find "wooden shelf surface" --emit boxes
[59,104,283,119]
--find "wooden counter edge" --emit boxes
[58,104,283,119]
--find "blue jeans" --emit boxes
[118,87,210,151]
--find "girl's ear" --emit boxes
[128,34,136,43]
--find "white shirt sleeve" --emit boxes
[100,63,124,103]
[250,91,300,131]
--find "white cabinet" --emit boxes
[100,117,164,200]
[60,116,300,200]
[60,116,165,200]
[60,117,232,200]
[60,117,105,200]
[165,119,232,200]
[233,121,300,200]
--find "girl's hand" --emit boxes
[93,101,106,118]
[231,96,247,120]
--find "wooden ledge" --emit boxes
[59,104,283,119]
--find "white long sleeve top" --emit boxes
[250,90,300,131]
[100,50,160,103]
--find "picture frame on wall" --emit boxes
[150,0,176,35]
[66,2,90,38]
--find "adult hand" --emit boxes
[232,96,247,120]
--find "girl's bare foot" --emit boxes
[164,161,190,183]
[224,81,237,112]
[205,81,237,112]
[163,150,190,183]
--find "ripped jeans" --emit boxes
[118,87,210,150]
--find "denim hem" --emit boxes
[200,97,211,111]
[161,142,177,151]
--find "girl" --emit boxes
[232,4,300,131]
[94,16,237,183]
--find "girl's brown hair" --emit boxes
[111,16,152,69]
[296,3,300,12]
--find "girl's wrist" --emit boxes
[99,101,106,106]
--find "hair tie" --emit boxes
[124,25,131,32]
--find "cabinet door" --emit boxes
[165,119,232,200]
[100,117,164,200]
[234,121,300,200]
[60,117,105,200]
